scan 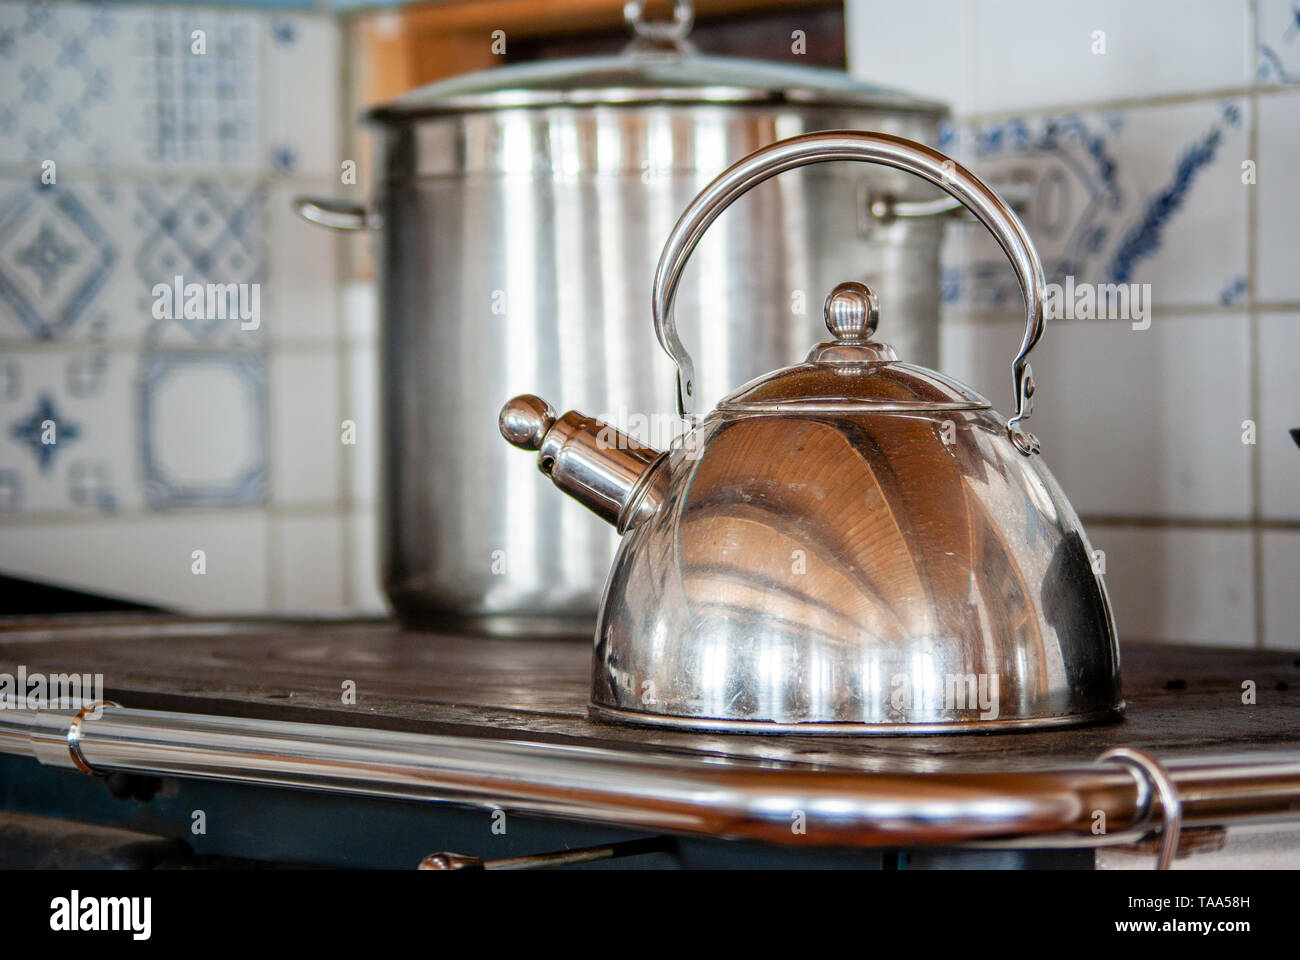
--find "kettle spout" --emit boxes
[499,395,667,533]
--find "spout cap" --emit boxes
[499,394,556,450]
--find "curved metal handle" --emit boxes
[293,196,372,231]
[864,178,1034,224]
[652,130,1045,454]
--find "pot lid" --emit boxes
[366,54,945,121]
[716,282,990,413]
[365,2,944,123]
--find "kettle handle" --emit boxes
[652,130,1045,455]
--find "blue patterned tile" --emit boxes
[0,347,270,515]
[101,0,315,7]
[0,178,116,340]
[1257,0,1300,84]
[0,175,271,346]
[266,13,339,178]
[128,11,262,170]
[8,391,80,472]
[0,350,133,514]
[138,350,267,509]
[0,3,265,171]
[133,181,267,343]
[947,100,1249,312]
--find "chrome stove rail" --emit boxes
[3,703,1300,854]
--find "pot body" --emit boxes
[592,408,1122,731]
[373,104,942,633]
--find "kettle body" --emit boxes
[592,402,1119,731]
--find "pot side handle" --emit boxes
[652,130,1045,456]
[293,196,373,231]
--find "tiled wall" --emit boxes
[847,0,1300,648]
[4,0,1297,648]
[0,1,385,614]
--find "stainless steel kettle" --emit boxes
[500,130,1123,734]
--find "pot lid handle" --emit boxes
[651,130,1045,455]
[623,0,696,54]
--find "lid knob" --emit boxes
[824,281,879,342]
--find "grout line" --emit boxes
[259,14,284,615]
[1248,0,1266,650]
[1255,84,1300,100]
[0,165,272,186]
[942,305,1300,326]
[0,339,347,354]
[958,84,1272,125]
[335,16,358,611]
[1082,516,1300,531]
[17,1,338,18]
[0,502,352,528]
[0,166,338,190]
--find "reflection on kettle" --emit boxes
[500,131,1123,734]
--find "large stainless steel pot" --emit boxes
[298,4,948,634]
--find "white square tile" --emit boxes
[938,315,1022,403]
[341,280,377,344]
[1256,0,1300,84]
[1263,531,1300,649]
[942,314,1253,519]
[265,14,341,178]
[343,343,377,506]
[274,513,347,613]
[0,513,271,613]
[269,350,342,505]
[1256,92,1300,303]
[1259,313,1300,520]
[846,0,969,113]
[265,185,340,345]
[1090,525,1255,645]
[951,100,1250,313]
[966,0,1250,113]
[347,508,389,614]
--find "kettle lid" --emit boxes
[717,282,990,413]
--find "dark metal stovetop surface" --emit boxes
[2,614,1296,774]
